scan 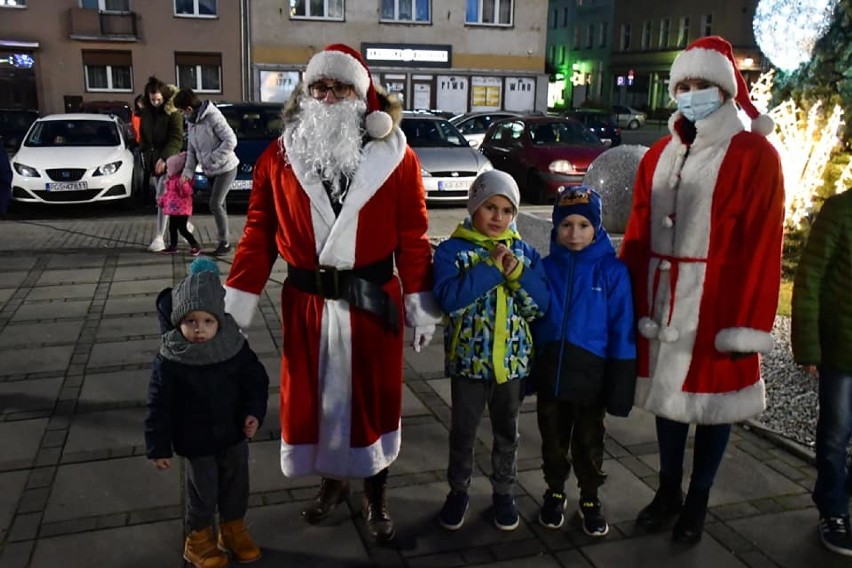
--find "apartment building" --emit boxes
[0,0,245,115]
[247,0,549,114]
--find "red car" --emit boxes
[479,116,608,204]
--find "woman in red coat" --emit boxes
[620,36,785,544]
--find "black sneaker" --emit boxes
[538,489,566,529]
[579,499,609,537]
[212,242,231,256]
[493,493,519,531]
[438,491,469,530]
[819,516,852,556]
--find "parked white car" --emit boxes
[449,111,521,148]
[611,105,647,130]
[10,113,142,205]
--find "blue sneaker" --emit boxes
[819,516,852,556]
[538,489,566,529]
[493,493,519,531]
[438,491,469,530]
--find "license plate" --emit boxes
[437,180,471,191]
[230,179,252,190]
[46,181,88,191]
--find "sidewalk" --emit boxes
[0,212,842,567]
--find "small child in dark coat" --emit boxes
[145,267,269,568]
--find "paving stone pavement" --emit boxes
[0,211,841,567]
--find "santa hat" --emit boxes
[668,36,774,136]
[303,43,393,139]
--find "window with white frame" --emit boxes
[641,20,652,50]
[0,1,27,7]
[599,21,607,47]
[81,0,129,12]
[465,0,512,26]
[701,13,713,36]
[380,0,429,23]
[175,0,216,17]
[290,0,343,19]
[175,52,222,93]
[620,23,631,51]
[82,50,132,92]
[677,16,690,47]
[659,18,670,48]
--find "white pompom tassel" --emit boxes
[638,317,660,339]
[366,110,393,139]
[751,114,775,136]
[662,215,674,228]
[658,326,680,343]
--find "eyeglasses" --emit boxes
[308,82,354,99]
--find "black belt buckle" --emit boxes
[315,265,340,299]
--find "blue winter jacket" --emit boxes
[433,228,549,382]
[531,227,637,415]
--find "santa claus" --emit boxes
[620,36,784,544]
[224,43,442,542]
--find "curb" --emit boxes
[743,419,816,465]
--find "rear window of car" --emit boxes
[24,120,119,147]
[575,112,617,127]
[218,106,283,140]
[401,118,468,148]
[530,121,602,146]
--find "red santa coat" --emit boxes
[224,128,441,478]
[620,102,784,424]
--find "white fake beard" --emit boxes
[285,97,366,203]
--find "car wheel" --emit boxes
[628,119,640,130]
[526,171,548,205]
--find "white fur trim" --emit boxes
[669,47,737,99]
[640,374,765,424]
[223,286,259,329]
[638,317,660,339]
[404,291,444,327]
[280,426,401,478]
[714,327,774,354]
[751,114,775,136]
[304,50,370,99]
[658,326,680,343]
[366,111,393,140]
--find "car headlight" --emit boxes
[13,162,40,177]
[94,161,122,176]
[420,167,432,178]
[477,161,493,174]
[549,160,577,175]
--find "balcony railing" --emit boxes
[68,7,139,41]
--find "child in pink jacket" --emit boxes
[158,151,201,256]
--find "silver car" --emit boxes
[401,112,492,205]
[611,104,647,130]
[449,111,521,148]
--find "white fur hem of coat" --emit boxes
[714,328,774,354]
[223,286,259,329]
[404,291,444,327]
[278,427,401,478]
[634,376,765,424]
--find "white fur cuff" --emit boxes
[224,286,260,329]
[714,327,774,354]
[404,291,444,327]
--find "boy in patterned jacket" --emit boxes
[432,169,549,532]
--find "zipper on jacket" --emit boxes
[553,252,575,394]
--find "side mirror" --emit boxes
[468,139,479,148]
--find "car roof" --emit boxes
[215,101,282,109]
[402,111,445,120]
[38,113,116,122]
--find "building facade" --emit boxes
[0,0,245,115]
[248,0,549,114]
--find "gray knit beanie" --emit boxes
[170,271,226,327]
[467,170,520,217]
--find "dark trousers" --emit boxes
[537,390,607,499]
[168,215,199,249]
[656,416,731,490]
[813,368,852,517]
[185,440,249,531]
[447,376,521,495]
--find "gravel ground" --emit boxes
[757,316,818,448]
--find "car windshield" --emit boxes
[401,118,468,148]
[530,122,602,146]
[24,120,120,147]
[218,106,283,140]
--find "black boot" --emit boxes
[636,475,683,532]
[363,473,394,542]
[301,478,350,523]
[672,486,710,544]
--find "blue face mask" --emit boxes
[676,87,722,122]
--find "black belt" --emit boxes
[286,256,399,334]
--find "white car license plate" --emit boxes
[46,181,88,192]
[437,180,471,191]
[230,179,252,190]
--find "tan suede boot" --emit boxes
[218,518,262,563]
[184,526,230,568]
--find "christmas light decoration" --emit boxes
[753,0,838,71]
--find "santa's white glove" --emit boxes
[412,325,436,353]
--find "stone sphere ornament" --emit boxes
[582,144,649,234]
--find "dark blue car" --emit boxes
[193,102,283,202]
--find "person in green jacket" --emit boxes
[792,188,852,557]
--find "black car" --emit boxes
[0,108,39,152]
[192,102,283,202]
[568,110,622,147]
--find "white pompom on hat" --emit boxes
[669,35,774,136]
[303,43,393,140]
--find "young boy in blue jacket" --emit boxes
[531,186,636,537]
[433,169,549,532]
